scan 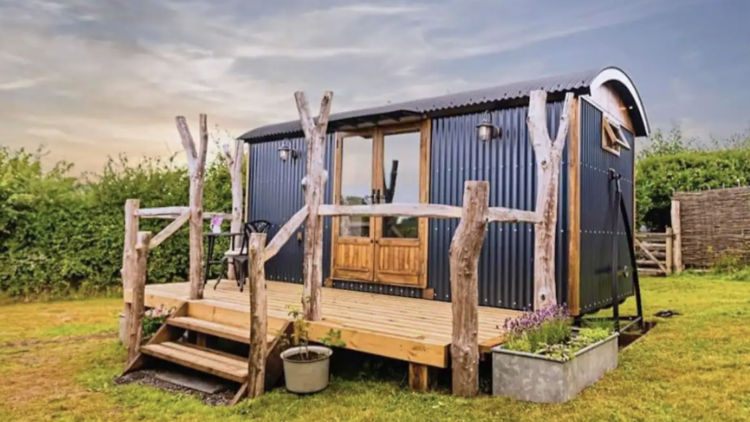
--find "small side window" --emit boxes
[602,116,630,155]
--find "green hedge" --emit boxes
[0,147,236,297]
[636,129,750,230]
[3,126,749,295]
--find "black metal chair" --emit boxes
[212,220,271,292]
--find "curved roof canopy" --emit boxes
[239,67,649,143]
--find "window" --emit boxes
[602,116,631,155]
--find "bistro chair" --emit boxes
[211,220,271,292]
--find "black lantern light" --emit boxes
[278,141,298,162]
[476,112,502,142]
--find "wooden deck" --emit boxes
[124,281,521,368]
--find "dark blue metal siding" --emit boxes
[578,99,635,314]
[331,280,424,297]
[429,102,569,311]
[248,135,335,284]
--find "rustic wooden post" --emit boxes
[176,114,210,299]
[223,139,245,280]
[665,227,674,275]
[126,231,152,366]
[295,91,333,321]
[527,90,574,310]
[409,363,429,392]
[671,200,683,273]
[248,233,268,398]
[122,199,140,345]
[450,181,489,397]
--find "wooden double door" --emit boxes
[331,121,430,288]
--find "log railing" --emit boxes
[136,206,231,221]
[122,88,573,401]
[241,88,573,399]
[317,204,541,223]
[121,203,231,353]
[245,181,541,399]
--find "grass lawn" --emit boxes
[1,274,750,422]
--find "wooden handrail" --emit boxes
[264,207,309,262]
[136,206,231,220]
[318,203,540,223]
[319,204,461,219]
[136,206,187,217]
[486,208,540,223]
[149,211,190,250]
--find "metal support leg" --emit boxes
[608,168,645,333]
[619,189,645,331]
[203,236,216,289]
[609,169,621,332]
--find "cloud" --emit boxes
[0,0,705,173]
[0,77,48,91]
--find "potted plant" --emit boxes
[491,305,618,403]
[279,306,345,394]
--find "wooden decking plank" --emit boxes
[160,342,247,369]
[217,281,517,318]
[168,317,277,345]
[262,289,510,323]
[141,342,247,383]
[134,286,504,344]
[192,297,453,343]
[207,285,511,338]
[128,280,523,368]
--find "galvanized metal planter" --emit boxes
[491,333,619,403]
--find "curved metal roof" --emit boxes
[239,67,649,143]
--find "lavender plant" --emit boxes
[502,305,615,361]
[503,305,572,354]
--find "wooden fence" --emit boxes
[635,229,677,276]
[634,199,686,277]
[674,187,750,267]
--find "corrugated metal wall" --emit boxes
[248,135,334,283]
[578,98,635,314]
[429,102,569,311]
[248,102,572,310]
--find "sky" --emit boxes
[1,0,749,174]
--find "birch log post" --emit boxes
[450,181,489,398]
[295,91,333,321]
[527,90,573,310]
[126,231,152,366]
[223,139,245,280]
[248,233,268,398]
[176,114,209,300]
[121,199,140,345]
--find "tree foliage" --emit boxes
[0,146,238,297]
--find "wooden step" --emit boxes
[167,317,277,346]
[141,341,248,383]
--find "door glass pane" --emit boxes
[340,135,372,237]
[382,131,420,239]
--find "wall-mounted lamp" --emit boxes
[476,112,502,142]
[278,141,299,162]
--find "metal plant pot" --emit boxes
[280,346,332,394]
[491,333,619,403]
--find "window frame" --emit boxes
[602,115,631,155]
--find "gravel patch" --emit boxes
[115,370,237,406]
